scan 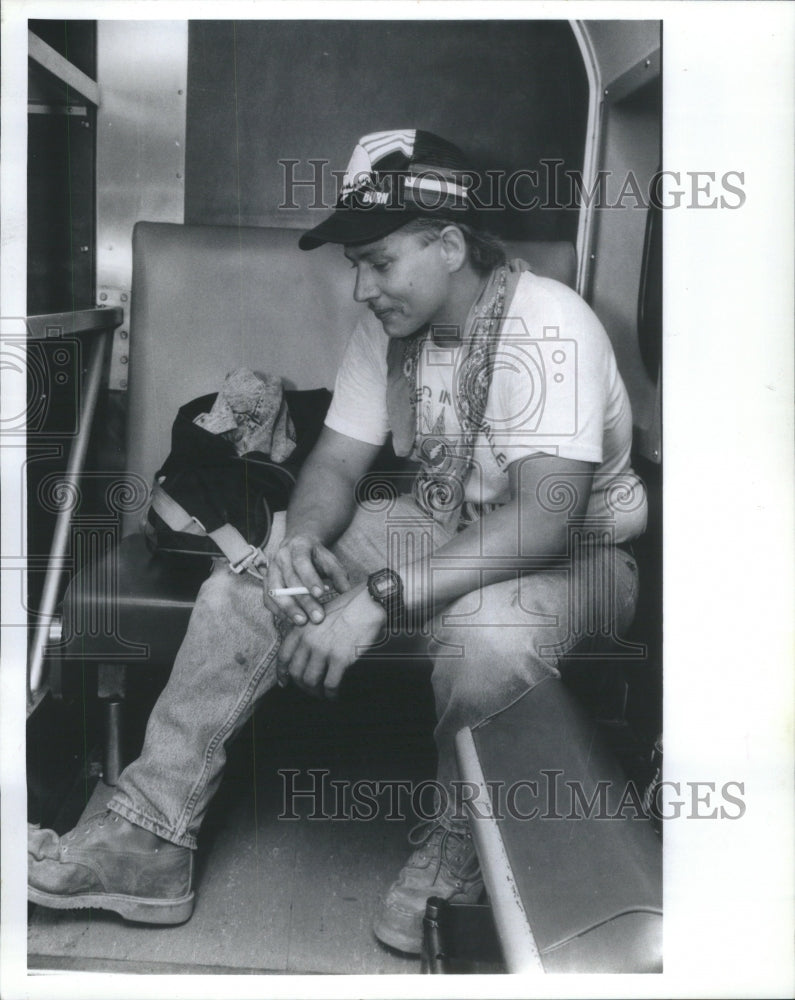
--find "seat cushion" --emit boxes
[60,534,212,665]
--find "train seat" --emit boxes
[52,222,578,780]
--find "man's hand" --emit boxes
[263,534,351,625]
[264,428,381,624]
[275,585,387,699]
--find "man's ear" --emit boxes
[437,225,468,273]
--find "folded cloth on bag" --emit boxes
[193,367,297,461]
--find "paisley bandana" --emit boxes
[386,259,532,531]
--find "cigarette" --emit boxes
[268,585,330,597]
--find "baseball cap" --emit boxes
[298,129,477,251]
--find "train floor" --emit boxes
[28,664,440,975]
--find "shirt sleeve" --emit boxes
[324,314,391,446]
[487,275,612,467]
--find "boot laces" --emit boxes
[406,819,480,883]
[64,810,113,842]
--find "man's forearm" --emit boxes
[397,456,596,620]
[399,488,589,623]
[284,449,358,547]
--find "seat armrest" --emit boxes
[455,677,662,974]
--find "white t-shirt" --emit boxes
[325,272,647,540]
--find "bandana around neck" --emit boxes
[385,259,532,530]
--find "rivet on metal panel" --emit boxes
[645,59,651,68]
[120,356,129,365]
[120,292,128,302]
[604,88,609,96]
[178,89,184,95]
[120,330,128,340]
[590,253,596,260]
[80,246,90,253]
[80,120,91,129]
[176,173,182,180]
[99,292,108,301]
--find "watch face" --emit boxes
[368,569,404,627]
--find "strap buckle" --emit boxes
[228,544,266,580]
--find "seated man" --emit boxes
[28,129,646,955]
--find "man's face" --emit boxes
[343,228,451,339]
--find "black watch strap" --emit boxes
[366,568,406,629]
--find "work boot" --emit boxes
[28,810,195,925]
[373,818,484,953]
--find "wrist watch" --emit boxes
[366,568,406,630]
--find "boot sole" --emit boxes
[372,910,422,955]
[373,882,486,955]
[28,885,195,925]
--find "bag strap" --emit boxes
[149,483,266,579]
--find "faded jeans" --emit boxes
[109,496,639,849]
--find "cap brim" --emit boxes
[298,207,415,251]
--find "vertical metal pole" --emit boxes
[569,20,603,300]
[102,698,124,786]
[28,330,110,694]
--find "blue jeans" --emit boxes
[109,496,639,848]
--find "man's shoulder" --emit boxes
[511,270,606,336]
[342,308,389,370]
[514,269,587,309]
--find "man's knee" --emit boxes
[429,579,560,661]
[429,616,559,709]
